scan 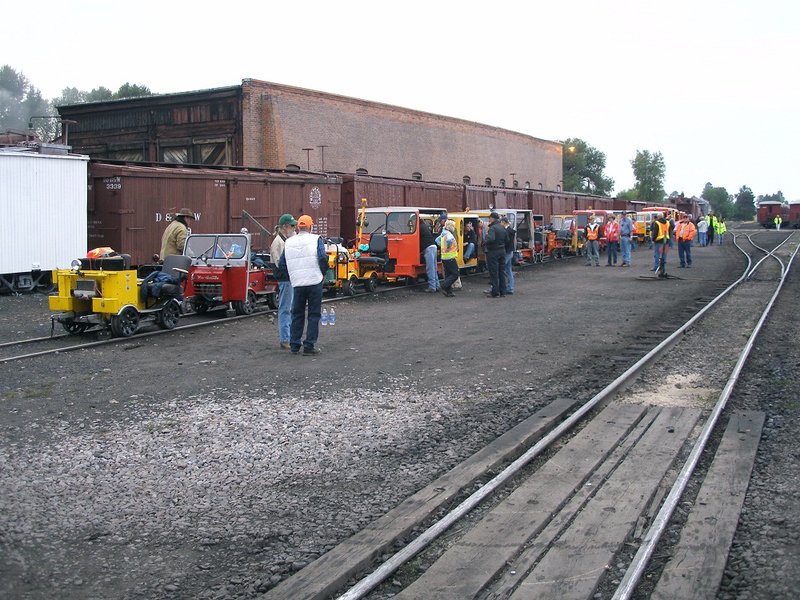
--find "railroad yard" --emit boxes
[1,228,798,600]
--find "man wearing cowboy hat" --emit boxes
[160,208,196,260]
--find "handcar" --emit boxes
[49,251,189,337]
[356,206,446,284]
[183,232,277,315]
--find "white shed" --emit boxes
[0,146,89,291]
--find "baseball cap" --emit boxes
[297,215,313,229]
[489,211,500,219]
[278,214,297,226]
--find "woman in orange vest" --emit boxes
[675,214,697,268]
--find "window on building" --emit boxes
[411,172,422,181]
[499,179,506,188]
[538,182,543,190]
[485,177,492,186]
[285,164,301,171]
[556,184,562,192]
[356,168,369,176]
[161,146,189,164]
[463,176,471,185]
[194,139,228,165]
[107,147,145,162]
[524,181,531,189]
[513,180,519,188]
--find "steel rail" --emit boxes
[0,334,69,349]
[743,230,795,280]
[335,229,764,600]
[0,275,463,363]
[612,237,800,600]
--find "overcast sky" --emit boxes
[4,0,798,200]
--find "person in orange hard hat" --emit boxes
[277,215,329,355]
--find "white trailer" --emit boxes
[0,146,89,293]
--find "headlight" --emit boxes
[70,259,82,271]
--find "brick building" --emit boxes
[58,79,563,190]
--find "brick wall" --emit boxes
[241,80,562,189]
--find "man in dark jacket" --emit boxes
[484,212,508,297]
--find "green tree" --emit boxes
[756,191,785,204]
[562,138,615,196]
[114,83,151,99]
[734,186,756,220]
[616,188,638,200]
[0,65,54,138]
[701,183,735,218]
[630,150,666,202]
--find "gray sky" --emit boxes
[4,0,798,200]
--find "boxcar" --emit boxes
[88,161,341,266]
[340,174,464,244]
[0,145,89,293]
[756,201,789,229]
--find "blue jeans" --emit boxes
[504,251,514,292]
[424,244,439,290]
[678,240,693,266]
[290,283,323,350]
[463,242,475,261]
[652,242,662,270]
[697,231,707,246]
[620,236,631,265]
[585,240,600,265]
[277,280,294,342]
[607,241,618,265]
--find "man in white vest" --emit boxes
[277,215,329,355]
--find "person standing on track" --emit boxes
[651,212,673,277]
[159,207,195,260]
[483,212,508,297]
[618,212,634,266]
[774,214,783,231]
[604,214,620,266]
[584,217,601,267]
[270,213,297,350]
[696,215,708,247]
[676,214,697,268]
[278,215,328,356]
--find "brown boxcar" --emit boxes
[88,162,341,265]
[339,174,464,243]
[464,185,529,212]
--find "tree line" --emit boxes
[561,136,784,219]
[0,65,784,219]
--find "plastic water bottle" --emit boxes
[321,308,328,326]
[329,307,336,326]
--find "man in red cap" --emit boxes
[277,215,329,355]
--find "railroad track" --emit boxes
[259,230,798,600]
[0,257,559,363]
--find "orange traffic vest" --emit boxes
[676,221,696,241]
[586,224,599,241]
[654,220,670,243]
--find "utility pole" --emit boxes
[317,145,329,171]
[302,148,313,170]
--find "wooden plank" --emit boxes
[395,402,650,599]
[485,408,661,599]
[509,406,700,600]
[260,396,578,600]
[651,411,765,600]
